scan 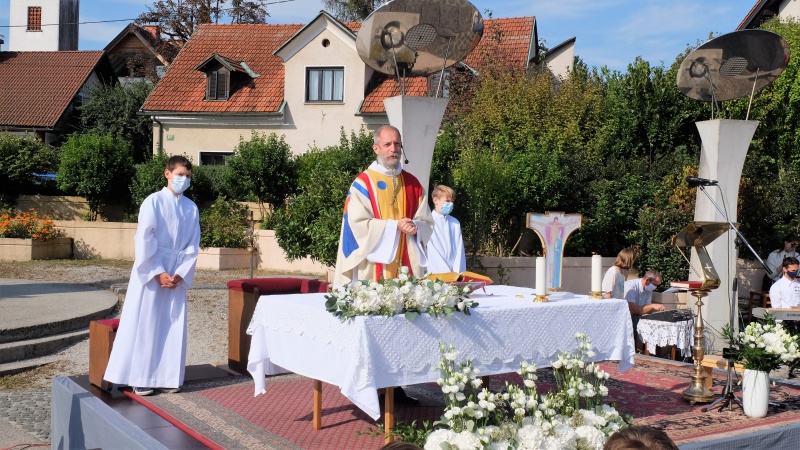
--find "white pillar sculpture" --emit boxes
[383,96,449,191]
[690,119,758,351]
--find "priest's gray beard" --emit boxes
[378,157,399,171]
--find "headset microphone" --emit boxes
[402,146,409,165]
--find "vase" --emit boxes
[742,368,770,418]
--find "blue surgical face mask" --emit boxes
[645,283,657,292]
[788,270,798,279]
[171,175,190,194]
[440,201,454,215]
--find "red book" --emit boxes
[671,280,702,289]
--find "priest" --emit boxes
[334,125,433,286]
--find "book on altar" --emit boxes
[670,280,702,289]
[426,271,493,285]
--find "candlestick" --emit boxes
[536,256,546,296]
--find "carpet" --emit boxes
[131,358,800,449]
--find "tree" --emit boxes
[57,133,135,220]
[224,132,296,213]
[0,133,59,207]
[79,81,154,163]
[137,0,269,46]
[321,0,381,21]
[271,129,374,266]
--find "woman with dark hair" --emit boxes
[763,234,800,290]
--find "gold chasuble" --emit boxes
[333,162,433,286]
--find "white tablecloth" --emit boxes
[246,285,635,420]
[637,317,694,357]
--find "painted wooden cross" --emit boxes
[527,212,583,291]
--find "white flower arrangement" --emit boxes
[325,266,479,322]
[725,315,800,372]
[425,333,631,450]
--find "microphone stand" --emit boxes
[694,184,772,412]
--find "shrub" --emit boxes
[223,132,296,211]
[57,132,134,220]
[0,133,59,207]
[0,209,61,241]
[271,129,373,266]
[130,152,171,210]
[199,197,249,248]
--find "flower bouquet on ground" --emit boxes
[325,266,478,322]
[425,333,631,450]
[723,315,800,372]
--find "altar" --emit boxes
[247,285,635,425]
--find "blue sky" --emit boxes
[0,0,755,71]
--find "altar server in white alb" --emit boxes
[426,185,466,274]
[769,256,800,309]
[104,155,201,396]
[334,125,433,285]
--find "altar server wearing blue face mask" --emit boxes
[769,257,800,309]
[105,155,200,396]
[426,185,466,274]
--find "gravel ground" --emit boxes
[0,259,318,391]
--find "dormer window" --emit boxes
[207,69,230,101]
[194,53,260,102]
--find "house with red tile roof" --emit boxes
[0,51,116,144]
[140,11,550,163]
[738,0,800,30]
[104,24,180,83]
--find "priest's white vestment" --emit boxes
[334,162,433,286]
[427,211,467,274]
[104,187,200,389]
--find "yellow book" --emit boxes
[426,271,493,285]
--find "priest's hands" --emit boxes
[398,218,418,235]
[157,272,182,289]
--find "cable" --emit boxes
[0,0,297,28]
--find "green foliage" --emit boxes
[199,196,249,248]
[189,164,228,207]
[359,420,434,447]
[0,133,59,207]
[224,132,296,210]
[271,129,374,266]
[79,81,154,163]
[130,152,171,210]
[57,133,134,220]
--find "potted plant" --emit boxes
[197,197,252,270]
[0,208,71,260]
[724,316,800,417]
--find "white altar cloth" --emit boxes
[246,285,635,420]
[637,317,694,358]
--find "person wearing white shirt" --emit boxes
[426,185,466,274]
[602,248,635,299]
[764,234,799,290]
[623,269,665,352]
[769,256,800,309]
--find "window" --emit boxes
[206,70,229,101]
[27,7,42,31]
[306,67,344,102]
[429,70,451,98]
[199,152,233,166]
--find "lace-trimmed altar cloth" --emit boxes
[246,285,635,420]
[637,316,694,357]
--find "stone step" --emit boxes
[0,328,88,364]
[0,354,60,377]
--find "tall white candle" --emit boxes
[591,254,602,293]
[536,256,546,295]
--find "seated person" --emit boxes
[764,234,799,290]
[769,256,800,309]
[623,269,665,351]
[426,185,466,274]
[604,425,678,450]
[602,248,636,299]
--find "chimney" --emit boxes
[142,24,161,38]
